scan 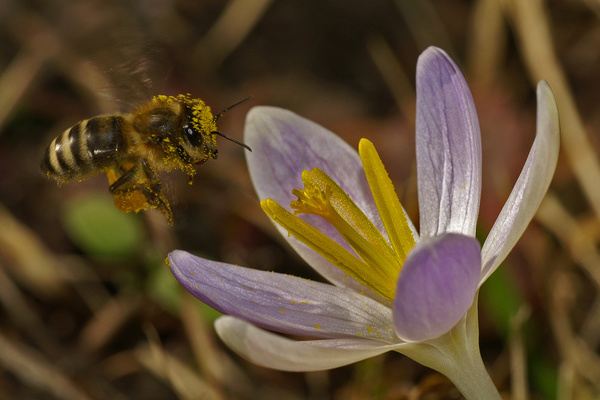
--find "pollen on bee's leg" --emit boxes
[156,197,174,225]
[185,166,196,184]
[113,191,149,213]
[141,188,173,224]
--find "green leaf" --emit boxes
[62,192,144,259]
[480,267,522,337]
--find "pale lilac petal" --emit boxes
[244,106,378,222]
[416,47,482,237]
[215,316,403,371]
[244,106,417,300]
[169,250,398,342]
[393,234,481,342]
[480,81,560,283]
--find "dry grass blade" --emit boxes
[181,294,226,383]
[503,0,600,220]
[194,0,273,72]
[580,296,600,349]
[393,0,455,55]
[0,205,65,297]
[367,36,415,122]
[549,269,600,391]
[181,293,253,397]
[0,331,94,400]
[5,11,119,114]
[138,325,224,400]
[0,31,58,132]
[79,294,143,353]
[509,306,531,400]
[0,266,56,353]
[537,193,600,395]
[536,193,600,289]
[466,0,507,88]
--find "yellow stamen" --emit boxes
[359,139,415,262]
[261,199,396,299]
[292,169,402,281]
[262,140,416,301]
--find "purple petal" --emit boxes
[169,250,397,342]
[215,316,403,371]
[480,81,560,283]
[393,233,481,342]
[244,106,409,300]
[416,47,482,237]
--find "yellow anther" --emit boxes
[359,139,415,263]
[262,141,416,301]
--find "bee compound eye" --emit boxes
[184,125,203,147]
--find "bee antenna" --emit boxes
[213,96,253,123]
[212,131,252,152]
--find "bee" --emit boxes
[41,94,252,223]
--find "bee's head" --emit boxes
[183,96,253,161]
[182,105,219,161]
[153,94,252,166]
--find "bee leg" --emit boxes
[109,164,139,194]
[176,145,198,184]
[108,162,161,199]
[176,145,192,164]
[108,162,172,221]
[137,186,172,221]
[139,160,173,220]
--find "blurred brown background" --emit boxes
[0,0,599,399]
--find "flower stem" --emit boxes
[441,335,501,400]
[398,299,502,399]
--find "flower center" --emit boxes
[261,139,415,300]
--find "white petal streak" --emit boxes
[480,81,560,283]
[416,47,482,238]
[215,316,402,372]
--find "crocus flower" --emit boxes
[168,47,559,399]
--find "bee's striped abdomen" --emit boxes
[42,122,89,180]
[41,115,127,181]
[85,116,127,164]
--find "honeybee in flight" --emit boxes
[41,94,252,223]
